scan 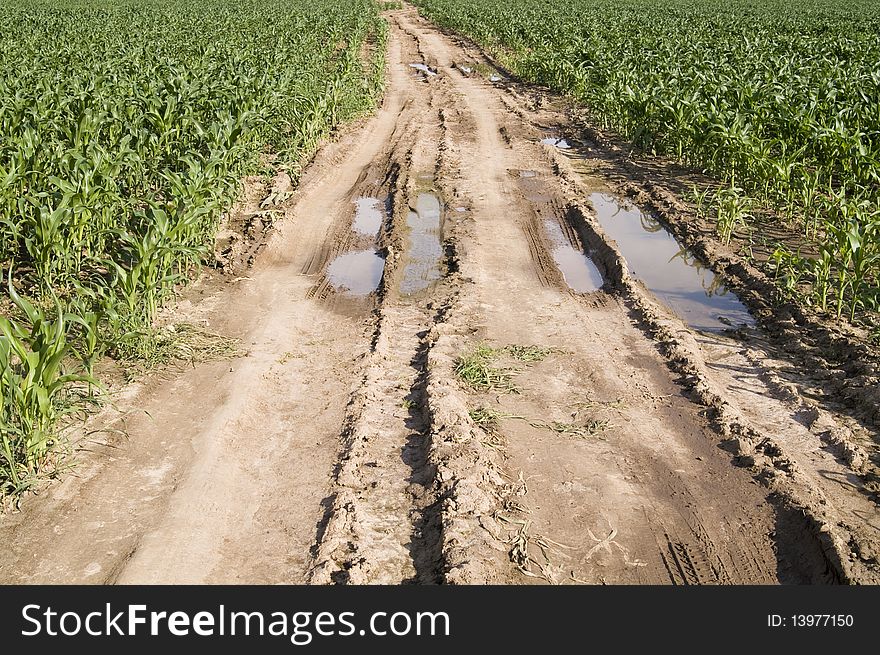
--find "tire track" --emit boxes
[392,6,830,585]
[309,22,455,583]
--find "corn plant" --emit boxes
[0,0,387,495]
[714,182,753,245]
[415,0,880,328]
[0,277,97,494]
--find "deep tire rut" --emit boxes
[309,304,442,584]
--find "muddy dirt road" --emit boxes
[1,7,878,585]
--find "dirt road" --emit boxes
[1,7,878,585]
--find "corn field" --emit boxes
[0,0,386,495]
[414,0,880,327]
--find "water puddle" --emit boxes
[401,192,443,295]
[541,137,571,149]
[589,192,755,332]
[455,206,468,213]
[543,220,603,293]
[326,250,385,296]
[520,170,537,178]
[352,197,383,237]
[409,63,437,77]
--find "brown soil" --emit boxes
[1,5,878,585]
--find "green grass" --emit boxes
[468,405,526,432]
[454,342,559,392]
[468,406,503,429]
[534,419,610,439]
[117,323,243,382]
[501,344,557,362]
[469,404,607,441]
[454,343,518,392]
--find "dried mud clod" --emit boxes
[215,170,294,274]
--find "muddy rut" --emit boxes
[1,6,878,585]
